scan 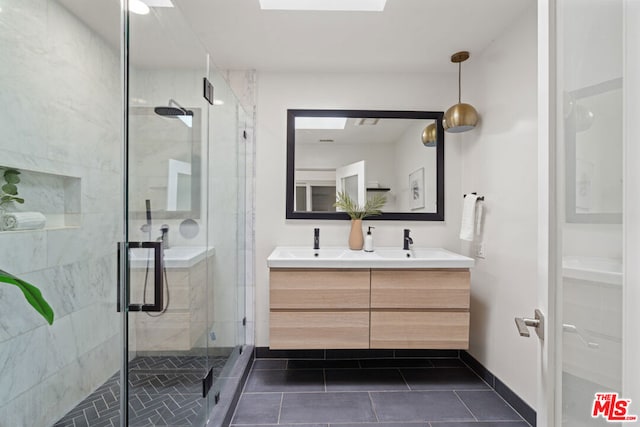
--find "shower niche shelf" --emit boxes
[0,166,81,232]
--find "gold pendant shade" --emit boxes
[444,102,478,133]
[444,51,478,133]
[421,122,437,146]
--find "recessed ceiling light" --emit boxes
[259,0,386,12]
[355,118,379,126]
[130,0,150,15]
[295,117,347,130]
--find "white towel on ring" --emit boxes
[1,212,46,231]
[459,194,478,241]
[475,201,484,237]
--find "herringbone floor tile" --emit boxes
[53,356,228,427]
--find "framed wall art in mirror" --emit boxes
[286,109,445,221]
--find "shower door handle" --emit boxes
[117,241,164,312]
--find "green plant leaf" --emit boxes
[1,183,17,195]
[334,191,387,220]
[0,195,24,205]
[0,269,54,325]
[4,172,20,184]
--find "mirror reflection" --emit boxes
[566,78,622,223]
[287,110,444,221]
[130,106,201,219]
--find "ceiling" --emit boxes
[176,0,533,72]
[59,0,534,72]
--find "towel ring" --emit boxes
[463,192,485,201]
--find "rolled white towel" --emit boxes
[1,212,46,231]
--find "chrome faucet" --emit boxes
[403,229,413,250]
[158,224,170,249]
[313,228,320,250]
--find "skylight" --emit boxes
[259,0,386,12]
[295,117,347,130]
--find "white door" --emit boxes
[336,160,366,207]
[536,1,640,425]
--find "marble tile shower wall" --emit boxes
[231,70,257,347]
[0,2,122,426]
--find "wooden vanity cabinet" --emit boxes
[269,269,370,349]
[370,269,470,349]
[269,268,470,350]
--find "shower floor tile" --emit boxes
[53,355,228,427]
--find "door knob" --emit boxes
[515,309,544,340]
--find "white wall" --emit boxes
[459,5,538,408]
[255,72,462,346]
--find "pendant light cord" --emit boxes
[458,62,462,104]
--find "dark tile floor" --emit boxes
[54,356,229,427]
[231,358,531,427]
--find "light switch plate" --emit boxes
[475,242,485,259]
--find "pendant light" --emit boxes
[444,51,478,133]
[421,122,437,147]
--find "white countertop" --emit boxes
[562,255,622,285]
[267,246,474,269]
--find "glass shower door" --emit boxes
[123,5,214,426]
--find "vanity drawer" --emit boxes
[371,269,470,309]
[270,310,370,349]
[370,310,469,349]
[270,269,370,309]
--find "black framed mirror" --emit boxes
[565,78,622,224]
[286,109,445,221]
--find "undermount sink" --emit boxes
[267,246,474,269]
[130,246,215,269]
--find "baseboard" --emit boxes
[254,347,460,359]
[461,351,537,426]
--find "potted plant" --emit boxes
[0,169,25,209]
[334,191,386,250]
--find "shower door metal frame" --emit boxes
[119,0,131,424]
